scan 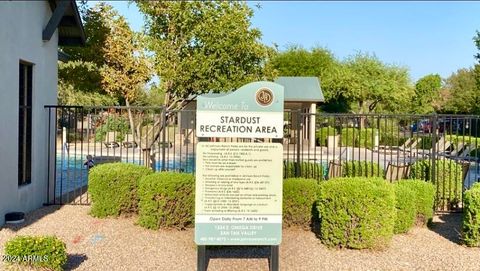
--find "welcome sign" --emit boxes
[196,82,284,138]
[195,81,284,246]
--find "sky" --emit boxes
[101,1,480,81]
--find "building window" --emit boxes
[18,62,33,186]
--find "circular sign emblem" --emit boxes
[256,88,274,107]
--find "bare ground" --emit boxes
[0,205,479,271]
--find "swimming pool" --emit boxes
[54,154,196,197]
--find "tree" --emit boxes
[99,9,151,141]
[338,53,414,115]
[136,1,273,110]
[62,3,111,66]
[474,30,480,63]
[441,68,479,114]
[474,31,480,90]
[268,46,340,101]
[413,74,442,114]
[58,3,116,105]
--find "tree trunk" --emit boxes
[358,100,366,129]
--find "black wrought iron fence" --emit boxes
[44,105,480,211]
[291,113,480,211]
[44,105,197,205]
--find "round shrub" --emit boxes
[400,180,435,225]
[315,126,337,147]
[283,178,321,229]
[317,177,396,249]
[138,172,195,229]
[343,161,383,178]
[463,183,480,247]
[4,235,67,271]
[393,182,416,233]
[284,161,324,180]
[88,163,153,217]
[410,159,462,210]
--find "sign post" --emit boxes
[195,82,284,271]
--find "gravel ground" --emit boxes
[0,205,479,271]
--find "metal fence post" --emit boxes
[161,107,167,171]
[431,114,438,208]
[295,110,302,177]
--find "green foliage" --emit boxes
[133,83,165,106]
[315,126,337,146]
[446,135,480,148]
[283,161,324,180]
[475,30,480,62]
[410,159,463,209]
[410,159,431,180]
[417,136,433,150]
[4,236,67,271]
[339,128,378,149]
[358,128,377,148]
[340,128,357,147]
[413,74,442,114]
[399,180,435,225]
[474,31,480,92]
[58,79,117,106]
[317,177,396,249]
[95,115,130,142]
[338,53,415,114]
[269,46,339,101]
[61,3,112,65]
[393,182,417,233]
[58,61,103,93]
[138,172,195,229]
[138,1,273,109]
[59,3,116,105]
[283,178,321,229]
[59,2,151,111]
[100,8,151,104]
[441,68,479,114]
[463,183,480,246]
[378,118,403,146]
[380,134,407,147]
[343,161,383,178]
[88,163,153,217]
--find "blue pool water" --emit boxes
[55,154,195,197]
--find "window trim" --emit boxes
[18,60,33,186]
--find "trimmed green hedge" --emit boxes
[88,163,153,217]
[283,178,321,229]
[343,161,383,178]
[138,172,195,229]
[315,126,337,147]
[463,183,480,247]
[284,161,324,180]
[339,128,378,149]
[410,159,463,210]
[4,236,67,271]
[393,182,416,233]
[401,180,435,225]
[317,177,396,249]
[340,128,357,147]
[358,128,377,149]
